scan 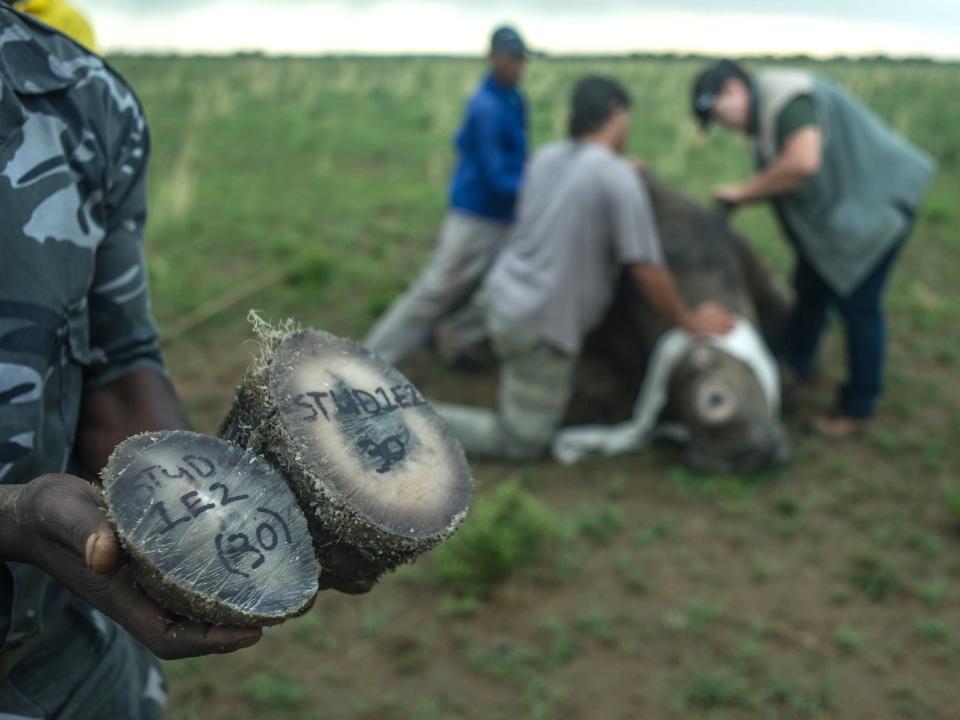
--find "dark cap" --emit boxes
[691,59,750,129]
[491,26,528,58]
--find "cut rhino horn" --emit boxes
[101,430,319,628]
[220,326,473,593]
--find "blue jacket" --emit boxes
[449,74,528,223]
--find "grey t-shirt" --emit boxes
[486,140,664,355]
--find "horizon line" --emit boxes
[101,49,960,64]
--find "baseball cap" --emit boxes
[691,59,750,129]
[490,26,529,58]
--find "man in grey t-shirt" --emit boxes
[435,76,734,461]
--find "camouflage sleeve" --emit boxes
[85,89,165,387]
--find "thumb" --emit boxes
[28,475,124,576]
[68,482,124,575]
[84,525,123,575]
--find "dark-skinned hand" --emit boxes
[3,474,264,660]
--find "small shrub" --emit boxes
[835,627,863,654]
[915,619,950,645]
[773,495,803,518]
[944,481,960,524]
[409,697,448,720]
[678,671,751,711]
[245,672,307,709]
[888,686,925,717]
[605,473,628,499]
[681,598,724,633]
[431,480,560,597]
[901,529,943,560]
[359,610,385,638]
[437,594,479,618]
[536,616,581,667]
[848,553,901,602]
[284,250,334,287]
[575,504,622,545]
[615,551,648,593]
[760,675,832,716]
[916,578,951,608]
[634,519,675,546]
[576,613,616,647]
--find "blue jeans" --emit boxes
[781,231,909,420]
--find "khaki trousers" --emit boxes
[364,211,510,365]
[434,308,577,461]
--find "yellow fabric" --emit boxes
[14,0,98,52]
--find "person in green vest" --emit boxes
[691,59,936,438]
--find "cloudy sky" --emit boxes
[71,0,960,59]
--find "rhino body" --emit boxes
[573,174,793,473]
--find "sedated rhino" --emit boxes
[561,172,793,474]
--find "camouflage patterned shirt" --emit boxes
[0,7,164,652]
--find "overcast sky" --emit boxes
[71,0,960,59]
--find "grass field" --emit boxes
[112,54,960,719]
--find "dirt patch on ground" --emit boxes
[161,312,960,720]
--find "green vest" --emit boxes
[754,69,937,296]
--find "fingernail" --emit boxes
[84,533,99,568]
[234,635,261,650]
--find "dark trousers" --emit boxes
[781,233,909,420]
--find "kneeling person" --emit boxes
[364,26,529,366]
[435,76,734,461]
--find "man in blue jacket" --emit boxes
[365,26,529,365]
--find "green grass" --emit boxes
[945,481,960,523]
[466,640,567,719]
[573,504,623,545]
[615,549,649,593]
[677,670,752,711]
[847,551,903,602]
[916,578,952,608]
[915,619,951,645]
[633,518,675,546]
[835,626,864,654]
[574,612,617,647]
[118,55,960,356]
[245,672,308,709]
[120,54,960,720]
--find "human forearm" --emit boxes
[714,127,822,205]
[629,264,736,337]
[75,368,189,477]
[629,263,691,330]
[732,161,813,202]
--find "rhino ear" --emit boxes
[694,378,740,427]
